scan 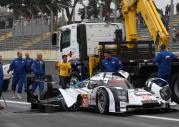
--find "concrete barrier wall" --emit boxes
[0,50,59,61]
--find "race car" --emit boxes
[29,71,175,113]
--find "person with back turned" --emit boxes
[153,44,176,84]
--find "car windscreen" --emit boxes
[71,81,88,88]
[107,79,133,89]
[87,80,105,89]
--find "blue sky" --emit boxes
[155,0,170,10]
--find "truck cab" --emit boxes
[52,22,124,82]
[53,22,124,61]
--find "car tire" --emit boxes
[96,88,109,114]
[31,103,38,109]
[171,74,179,104]
[3,79,10,91]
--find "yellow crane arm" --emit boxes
[121,0,169,49]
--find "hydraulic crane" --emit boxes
[121,0,169,49]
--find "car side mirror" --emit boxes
[52,33,57,46]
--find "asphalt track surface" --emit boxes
[0,61,179,127]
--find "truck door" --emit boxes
[59,29,71,59]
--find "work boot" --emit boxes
[12,92,16,99]
[17,93,22,100]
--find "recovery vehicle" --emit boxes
[51,0,179,104]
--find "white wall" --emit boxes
[0,6,8,13]
[155,0,178,14]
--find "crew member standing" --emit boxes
[8,52,26,99]
[0,55,4,109]
[31,53,45,96]
[153,44,176,83]
[24,52,33,92]
[56,55,71,89]
[101,51,122,72]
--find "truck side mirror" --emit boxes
[52,33,57,46]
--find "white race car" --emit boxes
[30,71,175,114]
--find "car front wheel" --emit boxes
[96,88,109,114]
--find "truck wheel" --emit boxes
[3,79,10,91]
[96,88,109,114]
[171,74,179,104]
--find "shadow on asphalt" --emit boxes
[12,107,178,117]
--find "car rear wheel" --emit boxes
[97,88,109,114]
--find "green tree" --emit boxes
[64,0,79,23]
[0,0,73,21]
[78,0,98,20]
[78,0,113,20]
[101,0,112,19]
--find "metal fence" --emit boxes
[0,17,56,51]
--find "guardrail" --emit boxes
[0,50,58,61]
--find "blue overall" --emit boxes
[153,50,176,82]
[24,58,33,91]
[9,58,26,94]
[101,57,122,72]
[31,59,45,95]
[0,63,4,97]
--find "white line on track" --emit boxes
[136,115,179,122]
[1,100,179,122]
[0,100,30,105]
